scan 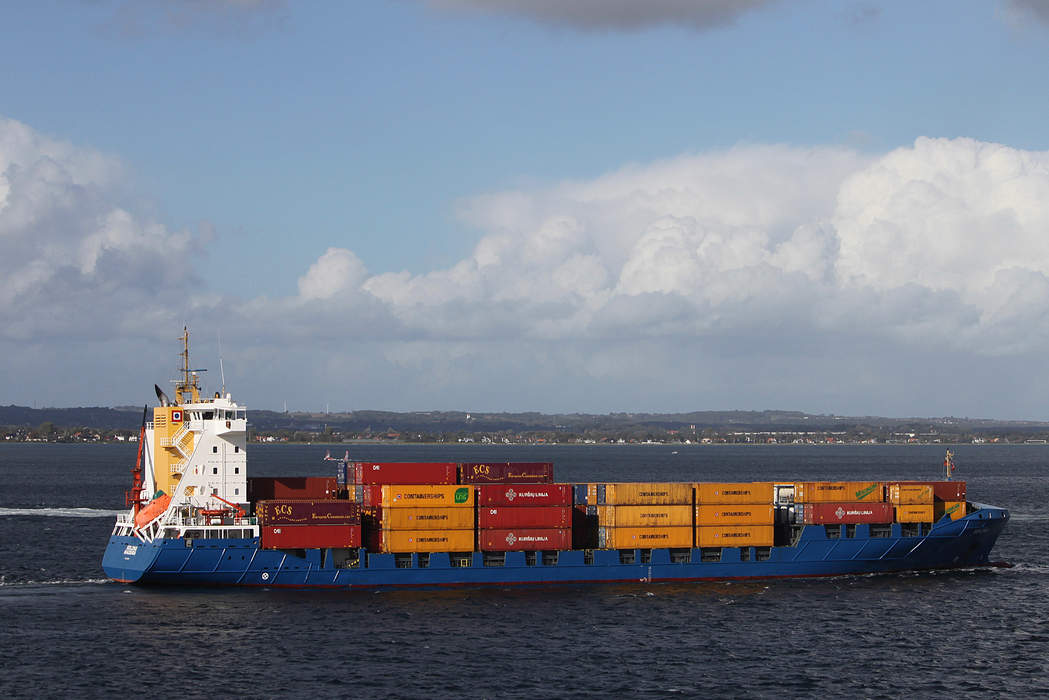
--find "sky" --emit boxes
[4,0,1049,419]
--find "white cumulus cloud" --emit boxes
[7,115,1049,417]
[0,117,197,342]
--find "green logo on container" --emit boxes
[454,487,470,504]
[945,503,960,515]
[855,484,878,500]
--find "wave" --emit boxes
[0,577,110,588]
[0,507,123,518]
[1004,514,1049,522]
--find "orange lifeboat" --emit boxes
[134,492,171,529]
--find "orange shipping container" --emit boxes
[695,482,774,504]
[379,529,476,553]
[380,484,474,508]
[593,504,693,527]
[795,481,883,503]
[895,504,936,523]
[887,483,934,505]
[937,501,967,521]
[598,526,694,549]
[381,507,475,530]
[695,504,775,526]
[696,525,775,548]
[597,482,693,505]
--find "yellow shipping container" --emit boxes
[379,529,475,553]
[600,526,693,549]
[695,482,774,504]
[586,483,606,505]
[895,504,936,523]
[696,525,775,548]
[695,504,775,526]
[594,504,693,527]
[795,481,883,503]
[887,483,934,505]
[600,482,693,505]
[936,501,967,521]
[381,507,476,530]
[380,484,475,509]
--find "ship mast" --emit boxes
[173,326,202,405]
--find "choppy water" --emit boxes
[1,443,1046,698]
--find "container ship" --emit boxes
[102,332,1009,589]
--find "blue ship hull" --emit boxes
[102,504,1009,589]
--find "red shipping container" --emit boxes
[459,462,554,484]
[478,506,572,529]
[798,502,894,525]
[352,484,384,507]
[256,500,360,526]
[260,524,361,550]
[248,476,338,501]
[895,481,966,501]
[475,483,572,507]
[352,462,458,485]
[480,528,572,551]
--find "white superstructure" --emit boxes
[112,329,256,542]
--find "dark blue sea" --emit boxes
[1,443,1046,698]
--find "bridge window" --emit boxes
[213,446,218,453]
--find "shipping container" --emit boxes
[459,462,555,484]
[695,504,776,526]
[695,482,774,505]
[255,500,361,526]
[381,507,476,530]
[592,504,693,528]
[794,502,893,525]
[594,482,693,505]
[260,524,361,550]
[895,504,936,523]
[794,481,883,503]
[380,484,475,508]
[585,483,606,505]
[893,481,967,501]
[353,462,458,485]
[379,529,476,553]
[937,501,967,520]
[933,481,966,501]
[477,483,573,507]
[248,476,337,501]
[480,528,573,551]
[886,483,935,505]
[478,506,572,529]
[598,526,694,549]
[335,460,352,486]
[696,525,775,548]
[573,483,590,505]
[351,484,384,508]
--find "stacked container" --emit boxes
[476,483,572,551]
[343,462,459,550]
[378,484,476,553]
[459,462,554,484]
[887,481,966,523]
[793,481,890,527]
[256,499,361,549]
[588,483,694,549]
[248,476,337,502]
[695,483,775,548]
